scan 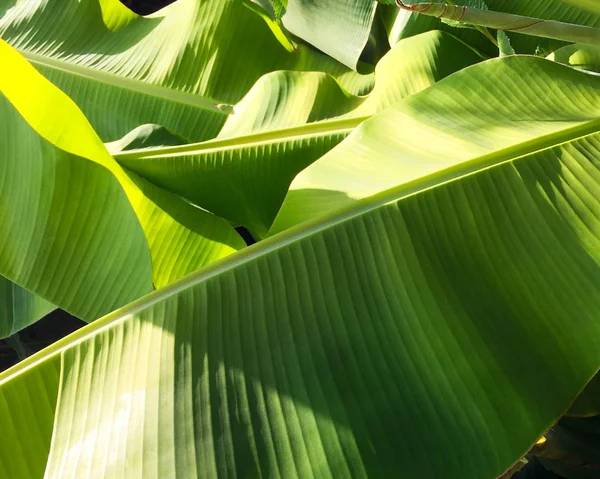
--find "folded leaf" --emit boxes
[105,124,189,154]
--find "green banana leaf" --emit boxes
[0,40,153,319]
[0,0,371,142]
[242,0,384,69]
[0,40,244,316]
[272,55,600,233]
[1,53,600,476]
[394,2,600,48]
[477,0,600,55]
[0,276,55,339]
[482,0,600,24]
[280,0,378,69]
[117,31,481,239]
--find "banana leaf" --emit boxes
[0,0,371,142]
[0,40,243,317]
[1,54,599,479]
[117,31,481,238]
[273,55,600,233]
[280,0,378,69]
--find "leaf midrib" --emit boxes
[22,51,228,115]
[112,115,371,160]
[3,115,600,384]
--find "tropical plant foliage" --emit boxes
[1,0,600,478]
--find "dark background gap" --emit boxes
[120,0,177,15]
[0,310,85,371]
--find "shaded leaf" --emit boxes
[0,276,55,339]
[105,124,189,154]
[568,373,600,418]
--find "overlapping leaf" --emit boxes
[0,0,370,142]
[118,31,480,238]
[0,40,243,311]
[0,41,153,320]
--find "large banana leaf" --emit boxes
[0,276,55,339]
[0,0,371,142]
[272,55,600,233]
[1,55,600,475]
[118,31,481,238]
[0,41,153,320]
[0,40,243,313]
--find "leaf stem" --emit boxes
[444,0,499,47]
